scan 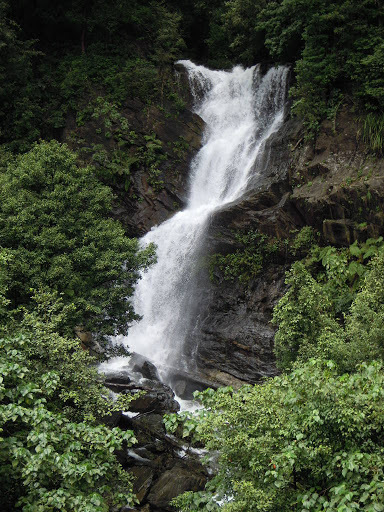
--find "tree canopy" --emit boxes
[171,361,384,512]
[168,241,384,511]
[0,302,137,511]
[0,140,155,338]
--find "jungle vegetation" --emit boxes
[167,236,384,511]
[1,0,384,511]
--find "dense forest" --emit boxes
[1,0,384,511]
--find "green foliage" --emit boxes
[209,227,318,284]
[53,54,162,114]
[16,291,135,421]
[172,136,190,161]
[153,5,185,72]
[210,250,263,283]
[342,250,384,368]
[172,360,384,512]
[273,238,384,371]
[139,133,166,192]
[220,0,267,65]
[215,0,384,132]
[76,96,139,191]
[290,226,319,255]
[88,129,167,195]
[273,260,343,370]
[0,1,41,150]
[74,98,168,197]
[0,249,11,325]
[209,230,284,283]
[38,51,170,145]
[0,140,155,338]
[89,144,138,192]
[361,113,384,154]
[0,329,137,511]
[0,0,188,149]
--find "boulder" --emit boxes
[128,381,180,414]
[102,356,180,415]
[102,410,122,428]
[131,466,155,503]
[129,353,160,382]
[147,463,207,510]
[103,368,132,392]
[167,369,218,400]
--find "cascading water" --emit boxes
[109,60,288,384]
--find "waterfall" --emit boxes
[111,61,288,382]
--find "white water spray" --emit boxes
[112,61,288,379]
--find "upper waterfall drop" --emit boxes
[116,61,288,380]
[184,61,288,209]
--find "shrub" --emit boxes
[273,241,384,372]
[170,360,384,512]
[0,331,137,511]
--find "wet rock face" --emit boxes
[174,64,195,110]
[289,111,384,244]
[192,265,286,384]
[64,97,204,238]
[115,101,205,237]
[184,119,298,385]
[101,360,208,512]
[187,109,384,386]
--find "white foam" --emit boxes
[112,60,288,383]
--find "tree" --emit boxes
[0,140,155,339]
[213,0,384,132]
[0,328,137,512]
[272,260,341,370]
[272,243,384,373]
[0,1,41,150]
[170,361,384,511]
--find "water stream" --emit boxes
[107,60,288,386]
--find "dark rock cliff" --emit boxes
[114,101,204,237]
[186,109,384,387]
[63,96,204,238]
[75,89,384,510]
[185,117,300,385]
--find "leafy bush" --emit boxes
[215,0,384,132]
[0,0,187,148]
[361,113,384,154]
[273,260,342,370]
[273,239,384,372]
[0,140,155,338]
[170,360,384,512]
[13,290,135,421]
[209,231,284,283]
[0,2,41,150]
[0,331,137,512]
